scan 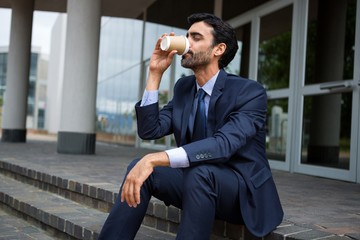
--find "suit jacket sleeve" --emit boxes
[135,100,174,140]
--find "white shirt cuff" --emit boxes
[165,147,189,168]
[140,90,159,106]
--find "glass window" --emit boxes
[234,23,251,78]
[305,0,356,85]
[0,53,7,97]
[258,5,293,90]
[29,53,38,78]
[96,17,144,144]
[266,98,289,161]
[301,92,351,170]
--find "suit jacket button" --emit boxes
[196,154,200,159]
[204,153,208,158]
[200,154,204,159]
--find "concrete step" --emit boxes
[0,174,176,240]
[0,206,59,240]
[0,158,351,240]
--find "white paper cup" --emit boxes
[160,36,189,55]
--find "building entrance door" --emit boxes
[293,0,359,182]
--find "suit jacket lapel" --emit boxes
[207,69,226,137]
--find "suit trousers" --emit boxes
[98,158,243,240]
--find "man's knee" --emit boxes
[183,165,215,188]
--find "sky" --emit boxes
[0,8,58,55]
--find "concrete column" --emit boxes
[57,0,101,154]
[1,0,34,142]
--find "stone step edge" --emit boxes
[0,159,345,240]
[0,203,78,240]
[0,174,105,240]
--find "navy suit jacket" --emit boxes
[135,69,283,237]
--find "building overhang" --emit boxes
[0,0,271,29]
[0,0,156,19]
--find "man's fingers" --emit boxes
[134,182,141,205]
[120,180,127,203]
[120,157,157,208]
[120,175,141,208]
[126,181,136,207]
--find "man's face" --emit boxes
[181,21,215,69]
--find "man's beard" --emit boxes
[181,47,213,70]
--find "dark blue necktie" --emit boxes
[192,88,207,141]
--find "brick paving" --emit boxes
[0,134,359,239]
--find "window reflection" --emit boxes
[234,23,251,78]
[266,98,288,161]
[305,0,356,85]
[258,5,292,90]
[301,93,351,170]
[96,17,190,146]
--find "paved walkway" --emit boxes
[0,134,360,239]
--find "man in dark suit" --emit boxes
[99,13,283,239]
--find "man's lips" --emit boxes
[182,52,192,59]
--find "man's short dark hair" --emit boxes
[188,13,239,69]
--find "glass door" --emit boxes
[293,0,359,182]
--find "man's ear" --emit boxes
[214,43,226,57]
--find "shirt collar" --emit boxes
[196,70,219,97]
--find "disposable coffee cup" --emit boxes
[160,36,189,55]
